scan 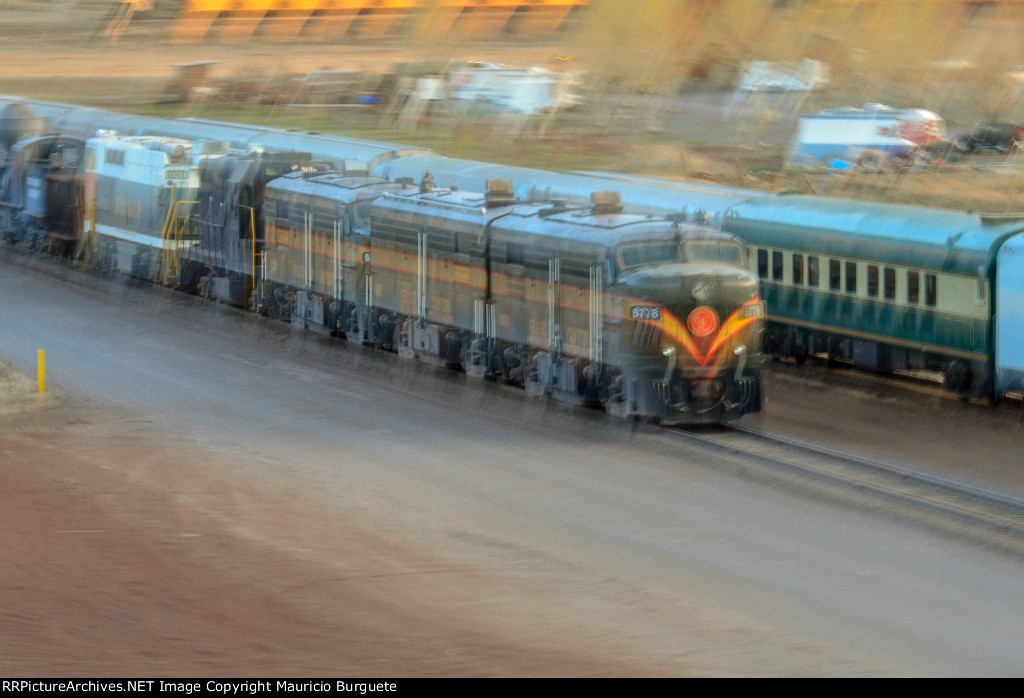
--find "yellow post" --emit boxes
[37,349,45,393]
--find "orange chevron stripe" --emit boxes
[640,298,762,367]
[705,300,762,358]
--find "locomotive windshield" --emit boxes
[617,242,682,268]
[684,240,746,266]
[615,239,746,269]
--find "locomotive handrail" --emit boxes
[160,198,199,286]
[240,204,258,283]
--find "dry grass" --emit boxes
[4,3,1024,214]
[0,360,40,415]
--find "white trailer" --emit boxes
[790,104,945,166]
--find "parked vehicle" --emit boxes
[790,104,945,166]
[958,123,1024,153]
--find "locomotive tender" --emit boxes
[3,95,1024,404]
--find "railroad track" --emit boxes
[672,422,1024,551]
[6,244,1024,546]
[774,354,1024,410]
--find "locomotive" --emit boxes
[0,101,87,254]
[186,149,330,305]
[259,172,765,422]
[362,180,764,421]
[259,167,416,336]
[83,133,231,281]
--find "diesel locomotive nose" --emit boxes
[613,261,765,421]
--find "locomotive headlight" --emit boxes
[661,346,677,382]
[692,280,714,302]
[743,302,766,318]
[734,345,746,356]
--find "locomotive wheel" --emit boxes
[793,343,808,366]
[825,338,844,368]
[943,360,973,398]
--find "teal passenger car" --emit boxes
[723,195,1024,402]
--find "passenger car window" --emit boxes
[829,259,840,291]
[846,261,857,294]
[907,271,920,304]
[868,265,879,297]
[757,249,768,279]
[808,255,819,288]
[772,251,783,281]
[792,254,803,285]
[925,274,937,306]
[884,267,896,301]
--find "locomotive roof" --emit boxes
[496,204,740,250]
[375,187,645,226]
[86,134,193,150]
[379,186,496,209]
[725,194,1024,275]
[267,171,412,199]
[374,185,741,248]
[0,96,434,172]
[372,154,763,224]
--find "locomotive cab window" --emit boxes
[684,240,744,266]
[104,149,124,166]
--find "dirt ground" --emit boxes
[1,368,665,677]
